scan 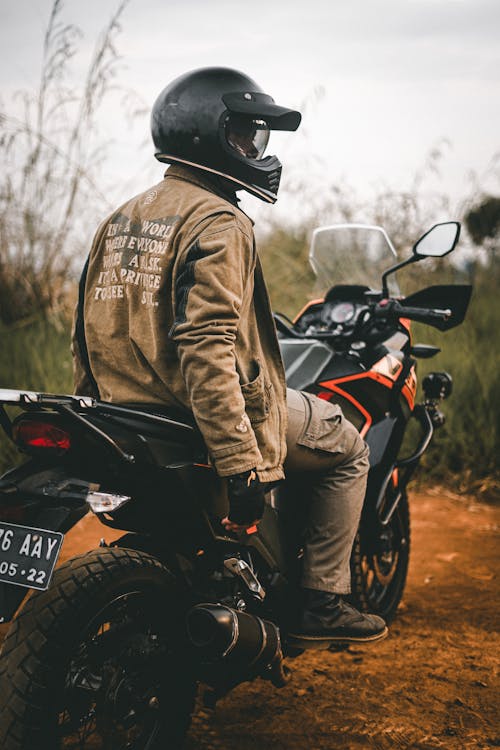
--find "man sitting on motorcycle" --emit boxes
[72,67,387,648]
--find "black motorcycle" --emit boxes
[0,221,471,748]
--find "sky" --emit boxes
[1,0,499,229]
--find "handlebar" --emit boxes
[275,298,452,342]
[273,313,302,338]
[273,313,335,340]
[376,300,451,325]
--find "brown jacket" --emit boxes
[72,165,287,481]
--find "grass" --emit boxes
[410,267,499,498]
[0,264,497,500]
[0,318,73,473]
[259,227,499,500]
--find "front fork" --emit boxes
[375,372,452,527]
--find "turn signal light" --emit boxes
[13,421,71,452]
[86,491,131,514]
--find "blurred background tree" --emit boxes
[465,195,500,247]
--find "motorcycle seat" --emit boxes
[122,403,200,432]
[87,402,208,468]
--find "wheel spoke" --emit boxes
[58,593,163,749]
[1,548,196,750]
[351,495,410,621]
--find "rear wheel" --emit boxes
[350,492,410,623]
[0,547,196,749]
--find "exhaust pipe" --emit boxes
[186,603,288,685]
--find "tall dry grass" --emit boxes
[0,0,128,324]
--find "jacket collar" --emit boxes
[164,164,240,207]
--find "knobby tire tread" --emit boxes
[0,547,196,750]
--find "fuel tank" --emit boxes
[279,334,415,438]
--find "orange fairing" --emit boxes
[371,354,403,381]
[323,369,395,390]
[399,317,412,338]
[293,299,324,324]
[319,357,417,430]
[401,365,417,410]
[317,385,372,438]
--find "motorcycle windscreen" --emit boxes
[402,285,472,331]
[309,225,400,295]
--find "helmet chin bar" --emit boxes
[156,154,280,203]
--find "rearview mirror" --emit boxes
[413,222,460,258]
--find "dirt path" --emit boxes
[1,489,499,748]
[185,489,500,750]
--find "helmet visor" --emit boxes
[225,114,270,160]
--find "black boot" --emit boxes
[288,588,388,649]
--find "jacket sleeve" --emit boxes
[71,218,111,399]
[170,213,263,476]
[71,306,98,398]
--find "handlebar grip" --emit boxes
[398,305,451,322]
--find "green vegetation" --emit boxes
[0,318,73,393]
[259,223,499,501]
[412,265,499,497]
[0,318,73,472]
[0,256,497,500]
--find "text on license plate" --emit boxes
[0,522,64,590]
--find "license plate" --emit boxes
[0,522,64,591]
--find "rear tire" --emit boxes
[0,547,196,749]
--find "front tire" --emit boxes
[350,492,411,623]
[0,547,196,749]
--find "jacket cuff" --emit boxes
[211,438,263,477]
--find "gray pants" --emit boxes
[284,389,370,595]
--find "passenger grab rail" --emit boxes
[0,389,197,468]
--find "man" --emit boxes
[72,67,387,647]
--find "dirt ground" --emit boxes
[1,488,499,749]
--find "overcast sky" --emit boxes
[2,0,499,226]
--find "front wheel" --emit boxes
[350,492,410,624]
[0,547,197,749]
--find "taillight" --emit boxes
[13,421,71,452]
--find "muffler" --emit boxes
[186,603,288,685]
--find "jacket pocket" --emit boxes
[296,391,348,454]
[240,360,271,425]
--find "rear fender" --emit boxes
[110,532,173,565]
[0,463,89,623]
[0,463,89,531]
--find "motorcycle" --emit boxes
[0,221,471,748]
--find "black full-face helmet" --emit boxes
[151,67,301,203]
